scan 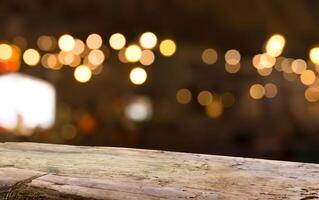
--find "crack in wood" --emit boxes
[4,174,48,200]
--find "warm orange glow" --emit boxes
[197,91,213,106]
[291,59,307,74]
[88,50,105,66]
[206,99,223,118]
[300,70,316,85]
[176,88,192,104]
[72,39,85,55]
[86,33,103,49]
[140,50,155,66]
[225,49,240,65]
[202,48,218,65]
[265,34,285,57]
[249,84,265,99]
[23,49,40,66]
[264,83,278,98]
[225,63,240,74]
[37,35,56,51]
[0,44,13,60]
[305,87,319,102]
[309,47,319,65]
[159,39,176,56]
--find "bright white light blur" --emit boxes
[129,67,147,85]
[139,32,157,49]
[58,34,75,52]
[125,45,142,62]
[109,33,126,50]
[265,34,285,57]
[125,96,152,122]
[0,73,55,134]
[74,65,92,83]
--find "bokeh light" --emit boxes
[71,39,85,55]
[197,90,213,106]
[201,48,218,65]
[37,35,56,51]
[225,49,240,65]
[88,49,105,66]
[159,39,176,56]
[125,45,142,62]
[125,96,152,122]
[225,63,240,74]
[140,50,155,66]
[206,99,223,118]
[12,36,27,50]
[139,32,157,49]
[74,65,92,83]
[129,67,147,85]
[257,67,273,76]
[58,34,75,52]
[176,88,192,104]
[86,33,103,49]
[118,48,128,63]
[0,44,13,60]
[23,49,40,66]
[264,83,278,98]
[249,84,265,99]
[265,34,286,57]
[109,33,126,50]
[309,47,319,65]
[305,87,319,102]
[300,70,316,85]
[58,51,74,65]
[291,59,307,74]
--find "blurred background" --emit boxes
[1,0,319,163]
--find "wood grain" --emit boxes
[0,142,318,199]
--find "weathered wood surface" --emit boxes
[0,143,319,199]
